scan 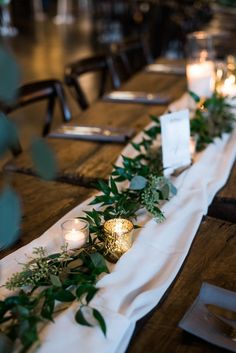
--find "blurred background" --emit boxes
[3,0,234,82]
[0,0,236,154]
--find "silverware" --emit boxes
[205,311,236,340]
[206,304,236,321]
[49,125,135,143]
[145,64,186,75]
[103,91,170,105]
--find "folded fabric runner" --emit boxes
[0,94,236,353]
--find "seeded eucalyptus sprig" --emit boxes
[1,246,109,353]
[190,91,236,151]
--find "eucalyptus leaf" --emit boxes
[130,175,147,190]
[31,138,57,181]
[0,46,20,104]
[53,289,75,302]
[96,180,110,195]
[41,297,55,321]
[170,182,177,196]
[93,308,107,336]
[19,318,38,348]
[0,185,21,249]
[0,113,20,157]
[50,274,62,288]
[75,307,93,327]
[159,183,170,200]
[76,284,98,303]
[189,90,200,103]
[89,252,108,274]
[12,305,29,318]
[110,177,118,194]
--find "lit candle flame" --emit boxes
[114,220,123,235]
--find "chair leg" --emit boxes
[119,52,132,77]
[107,56,121,89]
[99,68,107,98]
[71,76,89,111]
[54,82,72,123]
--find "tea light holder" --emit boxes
[103,218,134,263]
[186,32,215,99]
[61,219,89,250]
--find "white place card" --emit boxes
[160,109,191,176]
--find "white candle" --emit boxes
[64,228,86,250]
[186,61,215,98]
[61,219,89,250]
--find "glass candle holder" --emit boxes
[186,32,215,98]
[103,218,134,263]
[216,56,236,99]
[61,219,89,250]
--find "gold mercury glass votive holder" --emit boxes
[103,218,134,263]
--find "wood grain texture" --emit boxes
[0,173,94,259]
[127,216,236,353]
[3,60,186,186]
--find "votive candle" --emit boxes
[186,60,215,98]
[61,219,89,250]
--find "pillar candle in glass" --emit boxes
[186,32,215,98]
[103,218,134,263]
[61,219,89,250]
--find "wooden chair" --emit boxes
[110,36,153,78]
[4,79,72,156]
[64,54,121,110]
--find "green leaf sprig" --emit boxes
[1,246,109,352]
[190,91,236,151]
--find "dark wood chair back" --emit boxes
[64,54,121,110]
[110,36,153,78]
[4,79,72,156]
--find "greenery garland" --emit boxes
[1,91,235,352]
[190,91,236,151]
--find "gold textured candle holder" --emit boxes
[103,218,134,263]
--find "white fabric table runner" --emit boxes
[0,94,236,353]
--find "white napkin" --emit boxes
[0,95,235,353]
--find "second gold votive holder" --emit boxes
[103,218,134,263]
